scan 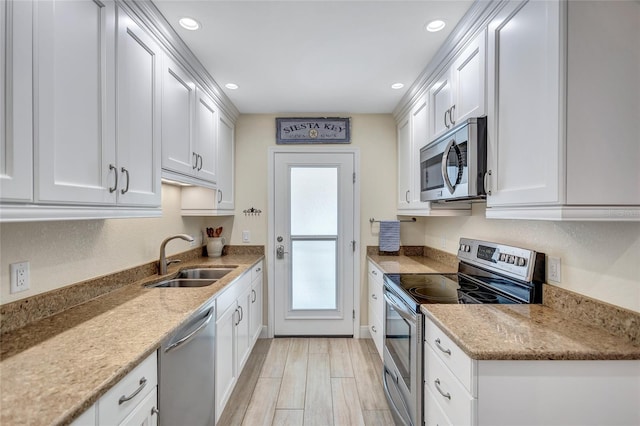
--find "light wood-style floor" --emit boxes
[217,338,396,426]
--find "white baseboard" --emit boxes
[360,325,372,339]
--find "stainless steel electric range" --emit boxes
[381,238,545,426]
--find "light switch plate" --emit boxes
[242,230,250,243]
[548,256,561,283]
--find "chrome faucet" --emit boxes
[158,234,194,275]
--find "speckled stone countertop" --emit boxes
[367,253,457,274]
[0,254,263,426]
[422,304,640,360]
[367,253,639,361]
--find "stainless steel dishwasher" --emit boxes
[158,299,215,426]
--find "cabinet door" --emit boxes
[486,0,561,207]
[236,285,252,373]
[118,387,158,426]
[35,0,116,204]
[1,0,33,203]
[161,55,195,176]
[193,88,217,184]
[115,7,161,207]
[410,97,428,205]
[430,71,453,139]
[397,115,412,210]
[451,30,486,125]
[215,304,237,422]
[250,274,263,345]
[216,112,235,211]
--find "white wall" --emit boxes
[0,184,207,304]
[421,203,640,313]
[230,113,398,323]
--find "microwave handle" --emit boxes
[441,139,458,194]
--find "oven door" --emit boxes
[383,286,422,426]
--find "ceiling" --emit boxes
[153,0,475,114]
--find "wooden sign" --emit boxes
[276,117,351,144]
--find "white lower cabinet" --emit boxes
[215,264,261,422]
[367,261,384,360]
[424,317,640,426]
[73,352,158,426]
[249,261,264,345]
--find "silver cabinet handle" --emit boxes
[234,307,240,326]
[165,307,214,353]
[405,190,410,203]
[371,325,377,333]
[120,167,130,194]
[119,377,147,405]
[197,154,203,171]
[434,378,451,400]
[217,189,222,203]
[151,407,159,416]
[251,289,256,303]
[434,338,452,355]
[109,164,118,193]
[192,152,198,169]
[449,105,456,125]
[372,270,378,276]
[484,170,492,196]
[444,108,450,129]
[371,294,377,300]
[255,267,262,273]
[238,305,243,322]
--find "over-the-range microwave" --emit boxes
[419,116,487,202]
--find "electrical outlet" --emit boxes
[548,256,561,283]
[242,230,250,243]
[10,261,30,294]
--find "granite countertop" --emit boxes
[367,254,457,274]
[422,304,640,360]
[0,254,263,426]
[367,254,640,361]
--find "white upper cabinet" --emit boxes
[161,55,220,187]
[1,0,33,203]
[429,30,486,141]
[115,6,162,207]
[161,56,196,177]
[485,0,640,219]
[397,114,412,209]
[216,111,235,211]
[35,0,117,205]
[194,88,218,184]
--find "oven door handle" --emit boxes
[383,292,417,323]
[383,366,413,426]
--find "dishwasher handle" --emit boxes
[165,306,214,353]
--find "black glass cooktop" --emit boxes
[384,271,535,312]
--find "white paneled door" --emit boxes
[272,151,357,336]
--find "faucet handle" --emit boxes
[167,259,182,266]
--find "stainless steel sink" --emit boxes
[176,267,236,280]
[146,278,217,288]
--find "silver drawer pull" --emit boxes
[371,325,377,333]
[434,378,451,400]
[434,338,452,355]
[371,294,377,300]
[119,377,147,405]
[372,270,378,276]
[151,407,159,416]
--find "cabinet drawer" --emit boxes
[368,262,384,285]
[424,386,452,426]
[425,317,475,395]
[216,272,251,318]
[368,304,383,360]
[251,261,263,282]
[368,278,384,321]
[424,344,475,426]
[98,351,157,426]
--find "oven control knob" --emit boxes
[459,244,465,252]
[465,245,471,252]
[507,255,515,264]
[517,257,526,267]
[499,253,507,262]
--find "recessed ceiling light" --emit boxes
[179,17,200,31]
[391,83,405,90]
[225,83,239,90]
[425,19,446,33]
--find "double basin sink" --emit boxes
[146,267,236,288]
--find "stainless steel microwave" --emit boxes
[420,117,487,202]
